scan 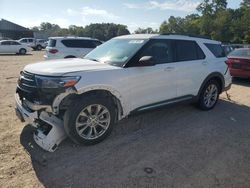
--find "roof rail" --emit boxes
[160,33,211,40]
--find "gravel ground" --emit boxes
[0,51,250,188]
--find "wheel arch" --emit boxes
[198,72,225,97]
[60,87,127,121]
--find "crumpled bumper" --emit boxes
[15,93,67,152]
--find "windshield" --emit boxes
[84,38,147,67]
[229,49,250,58]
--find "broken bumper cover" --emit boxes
[15,93,67,152]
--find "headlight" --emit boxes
[35,76,81,89]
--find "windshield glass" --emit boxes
[229,49,250,58]
[84,38,147,67]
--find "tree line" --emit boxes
[32,0,250,43]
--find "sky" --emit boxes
[0,0,241,32]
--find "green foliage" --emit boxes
[33,22,130,41]
[160,0,250,43]
[134,27,158,34]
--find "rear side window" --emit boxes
[1,41,11,45]
[48,39,56,47]
[175,40,205,61]
[28,39,34,42]
[205,43,225,57]
[61,39,96,48]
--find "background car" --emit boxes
[227,48,250,78]
[0,40,29,55]
[18,38,47,51]
[44,36,102,60]
[222,44,234,55]
[36,39,48,50]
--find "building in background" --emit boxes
[0,19,33,40]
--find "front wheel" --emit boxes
[198,80,220,110]
[64,96,116,145]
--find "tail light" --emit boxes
[49,49,58,54]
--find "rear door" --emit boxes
[11,41,22,52]
[174,40,209,97]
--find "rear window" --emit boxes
[205,43,225,57]
[229,49,250,58]
[175,40,205,61]
[61,39,97,48]
[48,39,56,47]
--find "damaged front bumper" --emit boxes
[15,93,67,152]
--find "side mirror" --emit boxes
[138,56,155,66]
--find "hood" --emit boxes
[24,58,120,76]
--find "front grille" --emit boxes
[17,71,39,103]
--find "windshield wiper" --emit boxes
[84,57,100,62]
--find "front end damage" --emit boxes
[15,71,78,152]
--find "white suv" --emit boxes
[15,34,232,151]
[44,37,102,60]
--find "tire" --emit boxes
[197,80,220,111]
[19,48,26,55]
[64,95,116,145]
[36,45,42,51]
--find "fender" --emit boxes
[76,85,129,119]
[197,72,225,98]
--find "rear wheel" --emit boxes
[64,95,116,145]
[19,48,26,55]
[198,80,220,110]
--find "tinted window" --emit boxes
[20,39,27,43]
[1,41,11,45]
[176,40,205,61]
[62,39,96,48]
[48,39,56,47]
[28,39,34,42]
[205,43,225,57]
[139,39,173,64]
[11,41,21,45]
[92,40,102,47]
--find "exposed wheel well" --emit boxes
[198,73,225,98]
[60,90,123,121]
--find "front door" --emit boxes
[127,39,177,111]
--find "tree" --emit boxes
[134,27,157,34]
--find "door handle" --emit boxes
[164,67,174,71]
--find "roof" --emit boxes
[0,19,30,31]
[49,36,99,40]
[115,34,220,43]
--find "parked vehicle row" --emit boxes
[15,34,232,151]
[18,38,47,50]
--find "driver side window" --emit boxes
[139,39,174,65]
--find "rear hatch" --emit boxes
[45,39,58,56]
